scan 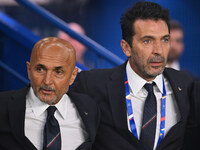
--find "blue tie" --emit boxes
[43,106,61,150]
[140,83,157,150]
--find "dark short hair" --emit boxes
[120,1,170,47]
[169,20,183,31]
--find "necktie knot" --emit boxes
[144,83,154,93]
[47,106,57,116]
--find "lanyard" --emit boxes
[124,71,166,147]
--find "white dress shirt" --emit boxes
[126,61,180,150]
[25,88,88,150]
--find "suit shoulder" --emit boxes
[164,68,195,82]
[0,90,16,99]
[80,68,114,77]
[0,86,29,100]
[78,63,125,78]
[68,91,97,106]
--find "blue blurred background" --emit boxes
[0,0,199,91]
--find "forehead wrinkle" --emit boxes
[30,37,76,68]
[134,22,168,41]
[36,48,71,66]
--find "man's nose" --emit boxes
[152,41,163,55]
[43,71,53,85]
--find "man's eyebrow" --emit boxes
[139,36,155,41]
[163,34,170,38]
[54,66,63,70]
[36,64,45,68]
[142,36,154,39]
[140,34,170,40]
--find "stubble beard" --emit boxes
[36,86,59,105]
[132,55,166,80]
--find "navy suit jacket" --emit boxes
[70,62,195,150]
[0,85,100,150]
[183,80,200,150]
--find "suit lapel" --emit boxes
[8,86,36,150]
[157,69,187,149]
[68,92,98,141]
[108,64,128,130]
[107,63,140,145]
[163,69,185,121]
[107,63,128,130]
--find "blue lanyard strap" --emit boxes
[125,79,138,139]
[124,71,166,146]
[157,78,166,146]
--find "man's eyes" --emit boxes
[55,70,63,75]
[36,67,44,72]
[143,39,169,44]
[162,38,169,42]
[144,39,151,44]
[35,66,64,77]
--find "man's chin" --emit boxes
[38,95,58,105]
[147,68,164,78]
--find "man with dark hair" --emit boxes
[71,1,194,150]
[166,20,184,70]
[120,1,170,47]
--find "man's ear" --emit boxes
[26,61,31,80]
[121,39,132,57]
[69,68,78,85]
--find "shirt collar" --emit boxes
[126,61,163,95]
[153,73,163,94]
[28,87,68,119]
